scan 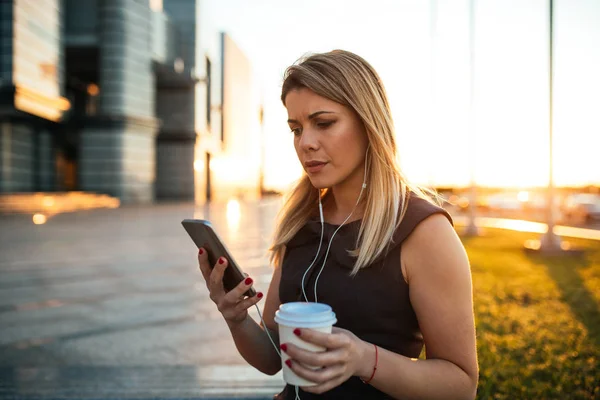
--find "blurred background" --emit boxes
[0,0,598,399]
[0,0,598,215]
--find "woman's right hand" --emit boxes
[197,248,264,328]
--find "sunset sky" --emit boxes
[204,0,600,190]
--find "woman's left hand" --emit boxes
[281,327,372,394]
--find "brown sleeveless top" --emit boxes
[277,194,453,399]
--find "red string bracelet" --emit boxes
[361,344,378,384]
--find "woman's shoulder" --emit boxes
[400,202,466,285]
[391,192,453,246]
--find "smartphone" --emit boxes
[181,219,256,297]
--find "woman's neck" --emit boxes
[322,175,367,225]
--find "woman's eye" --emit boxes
[316,121,334,129]
[290,127,302,136]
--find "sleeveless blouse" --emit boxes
[276,194,453,399]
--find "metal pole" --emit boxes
[465,0,479,236]
[259,105,265,196]
[429,0,437,190]
[205,152,212,202]
[540,0,561,251]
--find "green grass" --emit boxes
[460,229,600,399]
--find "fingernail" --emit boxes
[198,249,204,255]
[280,344,287,352]
[293,328,301,336]
[219,257,225,264]
[285,359,292,368]
[244,277,253,285]
[257,292,263,299]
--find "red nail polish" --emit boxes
[244,277,253,285]
[293,328,301,336]
[219,257,225,264]
[257,292,263,299]
[285,359,292,368]
[198,249,204,255]
[280,344,287,352]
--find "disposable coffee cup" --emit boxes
[274,302,337,386]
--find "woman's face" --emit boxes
[285,88,369,190]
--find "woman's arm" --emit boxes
[227,260,284,375]
[367,213,478,399]
[282,215,478,399]
[198,246,285,376]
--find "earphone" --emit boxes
[255,145,370,399]
[301,146,369,303]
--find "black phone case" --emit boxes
[181,219,256,297]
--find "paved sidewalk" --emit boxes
[0,198,286,399]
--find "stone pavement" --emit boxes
[0,198,286,399]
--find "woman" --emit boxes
[197,50,478,399]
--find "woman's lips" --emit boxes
[306,162,327,174]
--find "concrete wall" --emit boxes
[79,122,156,203]
[78,129,124,197]
[75,0,157,204]
[121,126,156,203]
[0,123,34,192]
[155,0,198,201]
[151,11,181,64]
[155,86,196,200]
[98,0,154,119]
[156,87,195,133]
[0,1,13,86]
[37,130,54,191]
[155,141,195,199]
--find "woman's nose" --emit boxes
[298,128,319,151]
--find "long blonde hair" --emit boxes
[270,50,438,275]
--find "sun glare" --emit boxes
[517,191,530,202]
[32,214,47,225]
[226,199,241,233]
[193,159,204,172]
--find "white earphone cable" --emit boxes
[300,200,325,302]
[254,306,301,399]
[313,181,366,303]
[254,305,281,356]
[313,149,369,303]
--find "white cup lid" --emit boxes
[274,302,337,328]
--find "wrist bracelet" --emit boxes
[361,344,378,384]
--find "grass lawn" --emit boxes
[460,228,600,399]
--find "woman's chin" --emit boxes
[308,176,331,190]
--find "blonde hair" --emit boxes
[270,50,439,275]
